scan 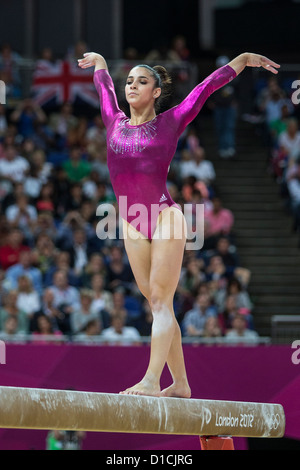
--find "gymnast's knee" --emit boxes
[149,287,172,313]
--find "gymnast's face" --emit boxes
[125,67,161,110]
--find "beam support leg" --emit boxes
[200,436,234,450]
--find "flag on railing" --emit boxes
[31,59,98,107]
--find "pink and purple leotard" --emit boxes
[93,65,236,240]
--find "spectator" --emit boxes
[5,193,38,236]
[182,293,217,337]
[102,311,141,345]
[48,269,80,333]
[0,144,29,183]
[278,118,300,167]
[202,316,222,338]
[225,310,259,344]
[80,253,107,287]
[62,146,91,183]
[75,319,102,341]
[32,314,63,343]
[32,288,63,333]
[106,245,134,293]
[0,289,28,333]
[71,288,99,335]
[16,274,41,323]
[204,196,234,247]
[10,98,47,139]
[0,315,20,338]
[89,273,113,327]
[49,101,78,150]
[179,146,216,186]
[215,277,253,314]
[217,293,239,334]
[0,228,30,271]
[66,227,93,275]
[4,250,43,295]
[214,236,238,271]
[44,250,80,288]
[204,255,230,284]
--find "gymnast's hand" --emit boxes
[245,53,280,74]
[228,52,280,76]
[78,52,108,71]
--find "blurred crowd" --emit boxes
[0,40,262,345]
[251,73,300,243]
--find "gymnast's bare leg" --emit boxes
[120,207,191,398]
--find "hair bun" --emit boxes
[153,65,172,86]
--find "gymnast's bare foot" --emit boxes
[120,375,161,397]
[160,380,191,399]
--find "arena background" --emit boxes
[0,0,299,451]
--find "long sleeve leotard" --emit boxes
[94,65,236,240]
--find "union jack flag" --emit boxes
[31,59,98,107]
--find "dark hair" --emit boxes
[137,64,172,112]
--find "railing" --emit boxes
[0,333,271,346]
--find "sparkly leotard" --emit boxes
[94,65,236,240]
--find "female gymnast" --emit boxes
[78,51,279,397]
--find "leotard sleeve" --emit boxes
[167,64,237,136]
[93,69,125,129]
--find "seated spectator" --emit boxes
[278,118,300,167]
[16,274,41,322]
[10,98,47,139]
[225,310,259,344]
[80,252,108,288]
[0,289,28,333]
[217,293,239,334]
[66,227,94,276]
[204,255,231,284]
[62,146,91,183]
[4,250,43,295]
[71,289,99,335]
[177,256,206,316]
[204,197,234,248]
[49,101,78,150]
[56,210,92,251]
[0,228,30,271]
[48,269,80,333]
[31,288,63,333]
[0,144,29,183]
[202,316,222,338]
[30,148,53,184]
[106,244,134,294]
[75,319,102,342]
[179,146,216,187]
[43,250,80,288]
[89,273,113,328]
[182,293,217,337]
[35,181,55,214]
[214,277,253,314]
[0,315,21,338]
[5,193,38,238]
[213,236,238,271]
[102,312,141,345]
[32,314,63,343]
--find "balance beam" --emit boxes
[0,386,285,440]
